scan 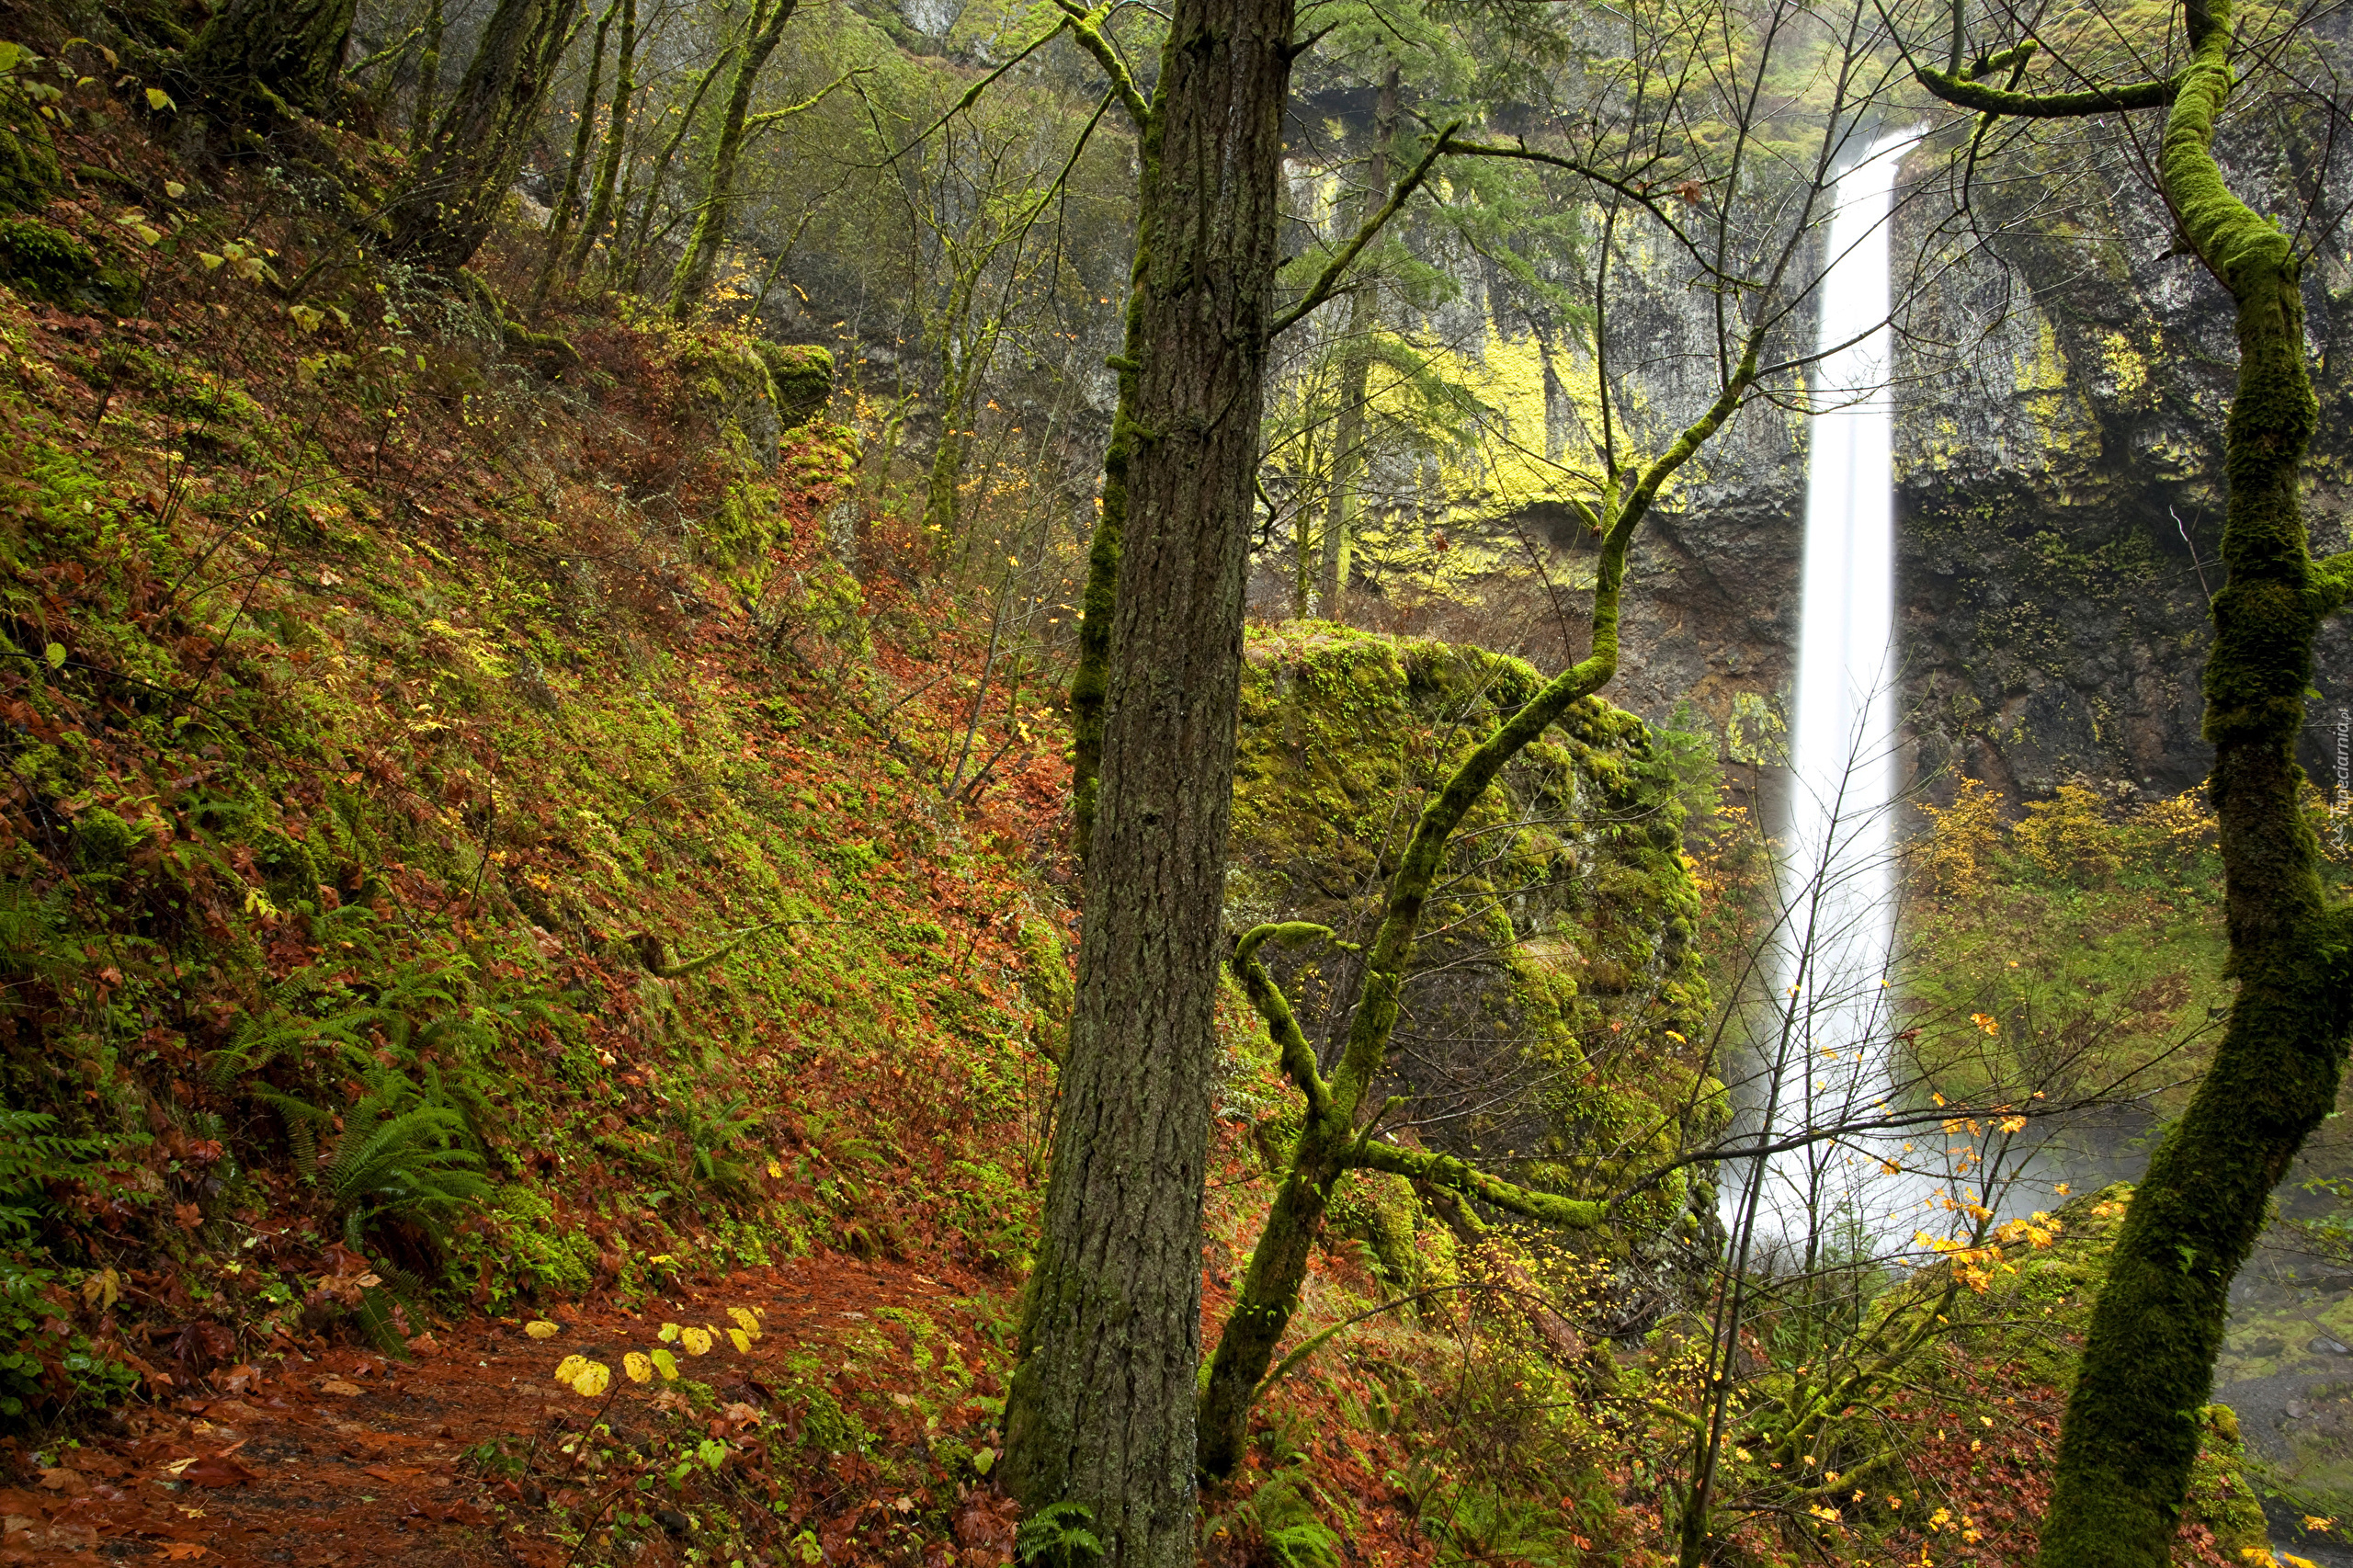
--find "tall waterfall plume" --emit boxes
[1745,131,1915,1251]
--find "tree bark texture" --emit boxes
[667,0,800,319]
[181,0,357,123]
[1001,0,1299,1557]
[383,0,579,269]
[1315,60,1399,618]
[2026,1,2353,1561]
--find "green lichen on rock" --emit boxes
[1228,624,1721,1243]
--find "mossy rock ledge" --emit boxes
[1226,624,1723,1263]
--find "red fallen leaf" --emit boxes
[177,1455,257,1488]
[952,1493,1019,1555]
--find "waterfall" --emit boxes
[1742,131,1916,1254]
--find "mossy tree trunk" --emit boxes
[619,52,728,292]
[530,0,616,309]
[1315,59,1399,619]
[1194,336,1762,1480]
[407,0,444,156]
[181,0,357,124]
[998,0,1299,1556]
[564,0,636,284]
[666,0,801,320]
[1920,5,2353,1562]
[383,0,581,269]
[1059,11,1156,863]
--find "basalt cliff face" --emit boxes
[1619,118,2353,805]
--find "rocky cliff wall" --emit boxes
[1636,110,2353,807]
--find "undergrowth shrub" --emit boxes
[1918,776,2221,895]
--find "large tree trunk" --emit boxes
[666,0,800,319]
[383,0,580,269]
[2029,0,2353,1560]
[999,0,1299,1558]
[181,0,356,124]
[1315,60,1399,619]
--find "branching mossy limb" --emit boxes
[1913,64,2177,116]
[1195,338,1761,1483]
[1232,922,1342,1122]
[1346,1140,1604,1229]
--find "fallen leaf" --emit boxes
[177,1455,257,1488]
[319,1379,364,1397]
[159,1545,209,1561]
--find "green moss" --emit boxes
[753,342,833,427]
[0,217,106,307]
[475,1185,599,1301]
[1325,1167,1422,1290]
[1228,625,1716,1235]
[0,114,58,214]
[70,807,144,872]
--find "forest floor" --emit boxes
[4,1249,1025,1567]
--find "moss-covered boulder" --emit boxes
[687,339,783,468]
[1228,624,1721,1249]
[753,341,833,428]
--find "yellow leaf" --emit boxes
[197,252,223,271]
[524,1320,559,1339]
[623,1352,653,1383]
[729,1328,751,1353]
[144,86,173,111]
[572,1360,611,1397]
[80,1267,120,1312]
[163,180,185,199]
[727,1307,760,1336]
[658,1322,682,1343]
[553,1354,587,1386]
[766,1159,784,1179]
[681,1326,713,1357]
[651,1348,680,1381]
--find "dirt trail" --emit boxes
[2,1253,1015,1567]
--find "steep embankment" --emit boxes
[0,106,1088,1558]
